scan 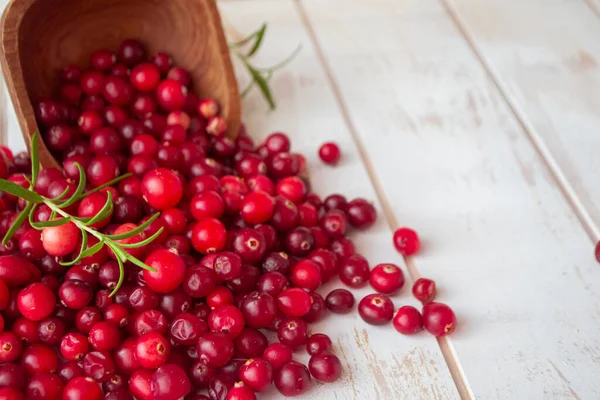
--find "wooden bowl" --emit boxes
[0,0,241,167]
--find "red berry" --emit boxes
[325,288,354,314]
[339,254,370,288]
[135,331,170,369]
[58,280,93,310]
[41,222,79,256]
[263,343,293,371]
[89,321,121,351]
[208,305,245,339]
[241,191,275,224]
[290,259,321,290]
[26,372,64,400]
[277,288,311,317]
[0,332,23,362]
[345,198,377,229]
[274,361,311,397]
[393,227,420,255]
[240,291,277,329]
[369,263,405,294]
[422,302,456,337]
[142,168,183,210]
[393,306,424,335]
[308,353,342,382]
[226,382,256,400]
[150,364,192,400]
[63,377,103,400]
[277,317,308,349]
[21,343,59,375]
[198,98,219,119]
[239,358,273,392]
[306,333,333,355]
[170,313,207,345]
[130,63,161,92]
[358,294,394,325]
[412,278,436,304]
[232,228,266,264]
[60,332,89,360]
[17,283,56,321]
[156,79,187,111]
[276,177,306,204]
[82,350,115,382]
[196,332,234,367]
[143,249,186,293]
[192,218,227,254]
[318,142,341,165]
[190,191,225,220]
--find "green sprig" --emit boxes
[0,133,162,296]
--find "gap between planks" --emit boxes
[293,1,475,399]
[440,0,600,244]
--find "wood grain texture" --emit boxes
[449,0,600,241]
[0,0,240,167]
[301,0,600,398]
[219,1,460,399]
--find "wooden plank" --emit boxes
[300,0,600,398]
[219,1,460,399]
[449,0,600,240]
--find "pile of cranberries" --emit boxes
[0,39,456,400]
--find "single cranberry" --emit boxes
[37,317,65,345]
[26,375,64,400]
[159,289,192,320]
[267,152,301,179]
[40,221,79,257]
[75,307,102,334]
[261,343,292,372]
[160,208,186,234]
[303,292,327,323]
[226,264,260,295]
[232,228,266,263]
[290,259,321,290]
[358,294,394,325]
[63,376,103,400]
[126,286,157,312]
[135,331,170,369]
[284,227,314,257]
[339,254,370,288]
[277,317,308,349]
[307,249,337,282]
[206,116,227,138]
[150,52,172,75]
[225,382,256,400]
[208,374,235,400]
[239,291,276,329]
[58,361,84,383]
[190,191,225,221]
[18,229,45,261]
[87,154,120,186]
[118,39,146,65]
[325,288,355,314]
[319,210,347,239]
[89,321,121,351]
[103,76,133,105]
[0,332,23,362]
[133,309,168,336]
[232,328,267,359]
[113,338,140,376]
[142,168,183,210]
[257,271,288,297]
[103,105,128,128]
[45,124,75,151]
[80,70,106,96]
[82,350,115,382]
[238,358,272,393]
[128,369,152,400]
[208,305,245,339]
[21,343,58,375]
[61,64,81,83]
[213,251,243,281]
[409,279,435,307]
[0,363,26,389]
[269,197,298,232]
[276,177,305,204]
[274,361,311,396]
[323,194,346,211]
[90,48,116,70]
[192,217,227,254]
[345,198,377,229]
[306,333,332,355]
[143,248,186,293]
[58,280,93,310]
[277,288,311,317]
[393,227,420,255]
[422,302,456,337]
[318,142,341,165]
[297,202,318,227]
[150,364,191,400]
[156,79,187,111]
[183,264,217,298]
[169,313,207,345]
[370,263,405,294]
[393,306,424,335]
[197,332,234,367]
[130,62,160,91]
[206,287,234,309]
[17,283,55,321]
[241,191,275,224]
[308,353,342,383]
[165,112,190,132]
[260,252,290,275]
[60,332,89,361]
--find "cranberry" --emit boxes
[290,259,321,290]
[319,210,346,239]
[129,369,152,400]
[325,288,354,314]
[370,263,405,294]
[0,332,23,362]
[274,361,311,397]
[207,286,234,309]
[156,79,187,111]
[206,116,227,137]
[208,305,245,339]
[37,317,65,345]
[225,382,256,400]
[318,142,341,165]
[226,264,260,295]
[240,291,276,329]
[212,251,241,281]
[62,64,81,83]
[284,227,314,257]
[118,39,146,65]
[142,168,183,210]
[181,264,216,299]
[190,191,225,221]
[393,227,420,255]
[422,302,456,337]
[232,328,266,359]
[158,289,191,319]
[90,48,116,70]
[393,306,424,335]
[21,344,58,375]
[167,67,191,86]
[303,291,327,323]
[130,62,161,91]
[277,288,311,317]
[277,317,308,349]
[190,361,215,388]
[339,254,370,288]
[241,191,275,224]
[75,307,102,334]
[412,278,436,303]
[88,321,121,351]
[135,331,170,369]
[132,309,167,336]
[27,375,64,400]
[58,361,84,382]
[63,376,103,400]
[149,364,191,400]
[192,218,227,254]
[90,127,123,153]
[260,252,290,275]
[143,248,186,293]
[308,249,338,282]
[297,202,318,227]
[45,124,75,151]
[87,154,120,186]
[104,105,128,127]
[0,363,26,389]
[238,358,272,393]
[60,332,89,360]
[346,199,377,229]
[40,222,79,256]
[308,353,342,383]
[197,332,234,367]
[58,280,93,310]
[358,294,394,325]
[306,333,333,355]
[257,271,288,297]
[112,338,139,376]
[17,283,56,321]
[169,313,207,345]
[82,350,115,382]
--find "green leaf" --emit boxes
[246,63,276,110]
[78,239,105,260]
[59,230,88,266]
[30,217,70,229]
[109,255,126,297]
[84,191,114,227]
[246,23,267,57]
[241,71,273,98]
[58,163,86,208]
[118,227,164,249]
[259,44,302,73]
[0,180,43,203]
[82,173,132,197]
[2,203,32,245]
[230,23,267,49]
[106,213,160,240]
[125,254,156,272]
[30,133,40,186]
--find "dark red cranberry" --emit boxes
[422,302,456,337]
[239,291,276,329]
[213,251,242,281]
[87,154,119,186]
[21,343,58,375]
[274,361,311,396]
[325,288,355,314]
[75,307,102,334]
[225,265,260,295]
[232,228,266,264]
[0,332,23,362]
[37,317,65,345]
[233,328,267,359]
[318,142,341,165]
[150,364,191,400]
[260,252,289,275]
[133,310,167,336]
[267,153,300,179]
[306,333,333,355]
[323,194,347,211]
[339,254,370,288]
[345,198,377,229]
[412,278,436,304]
[319,210,347,239]
[58,280,93,310]
[262,343,292,371]
[207,305,245,339]
[0,363,26,389]
[206,287,234,309]
[127,286,158,312]
[308,353,342,383]
[182,264,217,299]
[45,124,75,151]
[358,294,394,325]
[60,332,89,361]
[270,197,298,232]
[82,350,115,382]
[208,374,235,400]
[170,313,207,345]
[257,271,288,298]
[118,39,146,65]
[158,289,191,320]
[196,332,234,367]
[303,291,327,323]
[277,317,308,349]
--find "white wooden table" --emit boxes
[3,0,600,399]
